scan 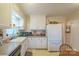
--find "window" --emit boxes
[6,11,24,37]
[11,11,24,29]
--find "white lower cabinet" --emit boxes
[35,38,41,48]
[26,38,28,51]
[28,37,47,49]
[21,40,26,56]
[28,37,32,48]
[21,39,28,56]
[41,37,47,49]
[30,38,36,48]
[28,37,38,48]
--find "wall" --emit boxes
[0,3,12,27]
[67,12,79,51]
[25,15,30,31]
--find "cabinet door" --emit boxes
[35,38,42,48]
[21,40,26,56]
[28,37,32,48]
[31,38,37,48]
[28,37,36,48]
[28,37,42,49]
[26,38,28,51]
[30,37,41,48]
[41,37,47,49]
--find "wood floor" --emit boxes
[26,49,59,56]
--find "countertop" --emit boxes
[27,36,47,38]
[0,37,26,56]
[11,37,26,43]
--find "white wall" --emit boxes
[25,15,30,31]
[67,11,79,51]
[0,4,12,27]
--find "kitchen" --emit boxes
[0,3,79,56]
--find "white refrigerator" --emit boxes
[47,24,62,51]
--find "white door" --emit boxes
[47,24,62,51]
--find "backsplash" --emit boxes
[31,30,46,36]
[18,30,46,36]
[18,30,32,36]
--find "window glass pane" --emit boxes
[6,11,24,37]
[6,29,17,35]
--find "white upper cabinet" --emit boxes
[0,4,12,28]
[30,15,46,30]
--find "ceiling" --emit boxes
[18,3,79,16]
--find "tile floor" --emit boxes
[27,49,59,56]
